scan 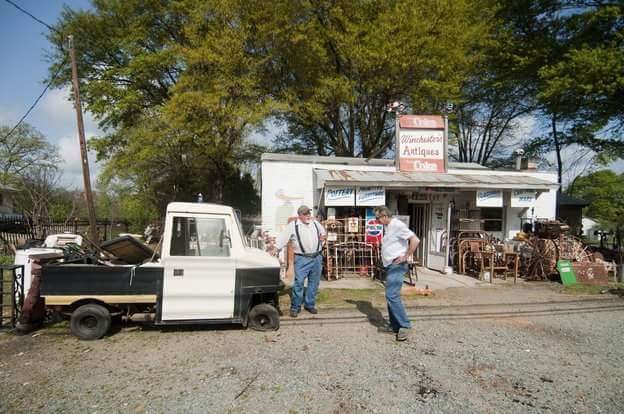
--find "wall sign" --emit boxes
[365,207,383,245]
[397,115,446,173]
[324,187,355,206]
[476,190,503,207]
[356,187,385,206]
[511,190,536,208]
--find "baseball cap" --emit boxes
[297,205,312,215]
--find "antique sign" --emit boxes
[397,115,446,173]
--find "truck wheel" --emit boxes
[248,303,280,331]
[70,304,111,340]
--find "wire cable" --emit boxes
[0,57,68,142]
[1,0,67,141]
[2,0,59,34]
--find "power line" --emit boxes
[1,0,67,142]
[2,0,60,35]
[0,57,68,142]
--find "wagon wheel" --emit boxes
[526,238,558,280]
[555,237,592,263]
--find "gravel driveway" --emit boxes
[1,283,623,413]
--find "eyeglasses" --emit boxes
[301,211,312,216]
[375,214,387,220]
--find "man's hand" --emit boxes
[393,255,408,264]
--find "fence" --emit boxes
[0,265,24,329]
[0,217,130,247]
[323,217,381,279]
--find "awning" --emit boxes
[315,169,558,190]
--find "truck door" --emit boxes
[161,213,236,321]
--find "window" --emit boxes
[170,217,230,257]
[481,208,503,232]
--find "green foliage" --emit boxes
[262,0,492,157]
[568,170,624,230]
[0,123,59,185]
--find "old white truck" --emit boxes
[36,202,282,340]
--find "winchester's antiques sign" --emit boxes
[397,115,447,173]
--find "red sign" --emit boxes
[397,115,446,173]
[365,218,383,245]
[399,115,444,129]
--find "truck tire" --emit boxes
[70,304,111,340]
[248,303,280,331]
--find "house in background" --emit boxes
[582,217,600,240]
[557,193,589,236]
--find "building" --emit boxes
[557,194,589,236]
[261,153,558,272]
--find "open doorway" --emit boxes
[410,202,429,266]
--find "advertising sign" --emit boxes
[511,190,536,208]
[365,207,383,245]
[397,115,446,173]
[324,187,355,206]
[356,187,385,206]
[476,190,503,207]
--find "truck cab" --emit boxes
[37,202,282,340]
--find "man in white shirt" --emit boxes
[375,206,419,341]
[276,205,326,317]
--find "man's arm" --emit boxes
[275,222,294,251]
[393,235,420,264]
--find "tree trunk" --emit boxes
[552,114,563,217]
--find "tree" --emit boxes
[569,169,624,255]
[11,166,62,237]
[47,0,266,214]
[0,123,59,185]
[258,0,493,158]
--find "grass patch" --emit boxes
[560,283,624,296]
[278,286,432,309]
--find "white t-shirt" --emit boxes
[276,219,326,254]
[381,218,417,267]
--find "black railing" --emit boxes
[0,265,24,329]
[0,217,130,246]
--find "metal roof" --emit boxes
[314,169,558,190]
[261,153,489,170]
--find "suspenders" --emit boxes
[294,221,321,256]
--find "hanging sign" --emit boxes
[397,115,446,173]
[324,187,355,206]
[356,187,385,206]
[476,190,503,207]
[511,190,536,208]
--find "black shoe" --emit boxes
[377,324,397,334]
[304,307,318,314]
[289,310,299,318]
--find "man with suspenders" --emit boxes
[276,205,326,317]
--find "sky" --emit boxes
[0,0,100,189]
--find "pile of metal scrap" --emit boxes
[521,220,596,281]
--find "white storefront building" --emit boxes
[261,115,559,272]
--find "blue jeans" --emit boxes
[385,263,412,331]
[291,255,322,312]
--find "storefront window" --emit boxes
[481,208,503,232]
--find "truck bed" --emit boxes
[40,264,163,305]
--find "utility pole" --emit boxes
[68,35,99,244]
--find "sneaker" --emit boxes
[377,324,397,334]
[396,328,410,342]
[304,307,318,315]
[289,310,299,318]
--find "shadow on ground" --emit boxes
[345,300,386,328]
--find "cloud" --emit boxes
[57,132,102,189]
[39,86,100,132]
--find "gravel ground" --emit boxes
[0,283,623,413]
